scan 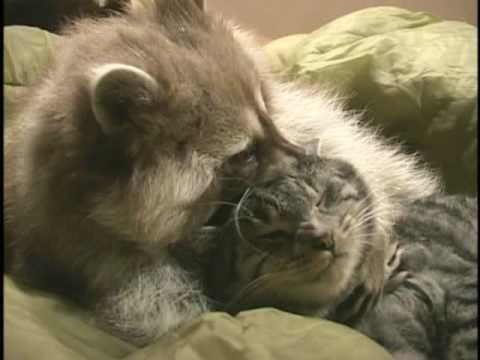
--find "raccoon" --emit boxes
[5,0,438,346]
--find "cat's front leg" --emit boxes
[336,240,387,324]
[384,241,410,294]
[345,235,414,323]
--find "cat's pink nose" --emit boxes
[310,229,334,252]
[295,223,335,255]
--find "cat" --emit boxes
[5,0,439,346]
[204,154,477,360]
[355,194,477,360]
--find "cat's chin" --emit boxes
[276,259,353,306]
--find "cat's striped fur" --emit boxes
[357,194,478,360]
[206,155,478,360]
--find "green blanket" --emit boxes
[4,6,477,360]
[5,277,391,360]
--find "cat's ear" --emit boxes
[89,63,160,135]
[304,139,321,156]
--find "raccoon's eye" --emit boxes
[230,144,257,166]
[223,143,259,177]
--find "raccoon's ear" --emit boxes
[194,0,206,11]
[167,0,207,11]
[89,63,160,135]
[154,0,206,12]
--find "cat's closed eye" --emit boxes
[253,230,290,250]
[317,182,359,210]
[339,184,360,202]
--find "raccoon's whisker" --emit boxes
[224,215,258,224]
[217,176,251,185]
[195,200,241,209]
[220,217,270,256]
[228,254,335,311]
[233,187,254,244]
[241,262,318,299]
[229,260,305,302]
[226,274,274,309]
[196,200,256,221]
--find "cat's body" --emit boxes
[357,194,477,360]
[5,0,438,346]
[206,156,477,360]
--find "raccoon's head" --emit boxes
[25,0,304,249]
[207,155,381,314]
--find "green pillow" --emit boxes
[265,6,477,194]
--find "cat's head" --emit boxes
[27,0,304,247]
[207,155,381,313]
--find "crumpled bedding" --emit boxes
[4,6,477,360]
[5,277,392,360]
